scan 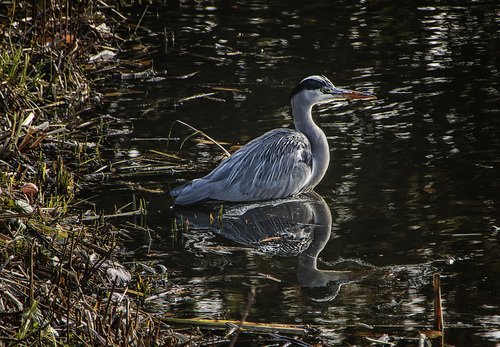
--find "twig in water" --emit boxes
[134,5,148,36]
[433,273,445,347]
[229,287,256,347]
[176,92,217,103]
[81,209,145,221]
[433,273,444,332]
[167,70,199,80]
[169,119,230,157]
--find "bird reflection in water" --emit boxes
[174,192,373,300]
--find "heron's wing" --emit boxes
[204,128,313,201]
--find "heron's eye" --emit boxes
[320,87,331,94]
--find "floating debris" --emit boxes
[89,49,117,62]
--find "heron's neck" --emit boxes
[291,97,330,190]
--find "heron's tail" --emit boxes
[170,179,211,205]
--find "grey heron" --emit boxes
[170,75,375,205]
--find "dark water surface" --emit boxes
[94,1,500,345]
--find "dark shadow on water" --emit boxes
[173,192,374,300]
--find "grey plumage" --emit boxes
[171,129,312,205]
[170,75,375,205]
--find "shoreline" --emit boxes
[0,2,166,345]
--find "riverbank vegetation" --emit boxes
[0,1,172,345]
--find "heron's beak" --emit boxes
[331,87,376,100]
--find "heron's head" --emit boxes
[290,75,376,106]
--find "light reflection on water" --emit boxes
[96,0,500,345]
